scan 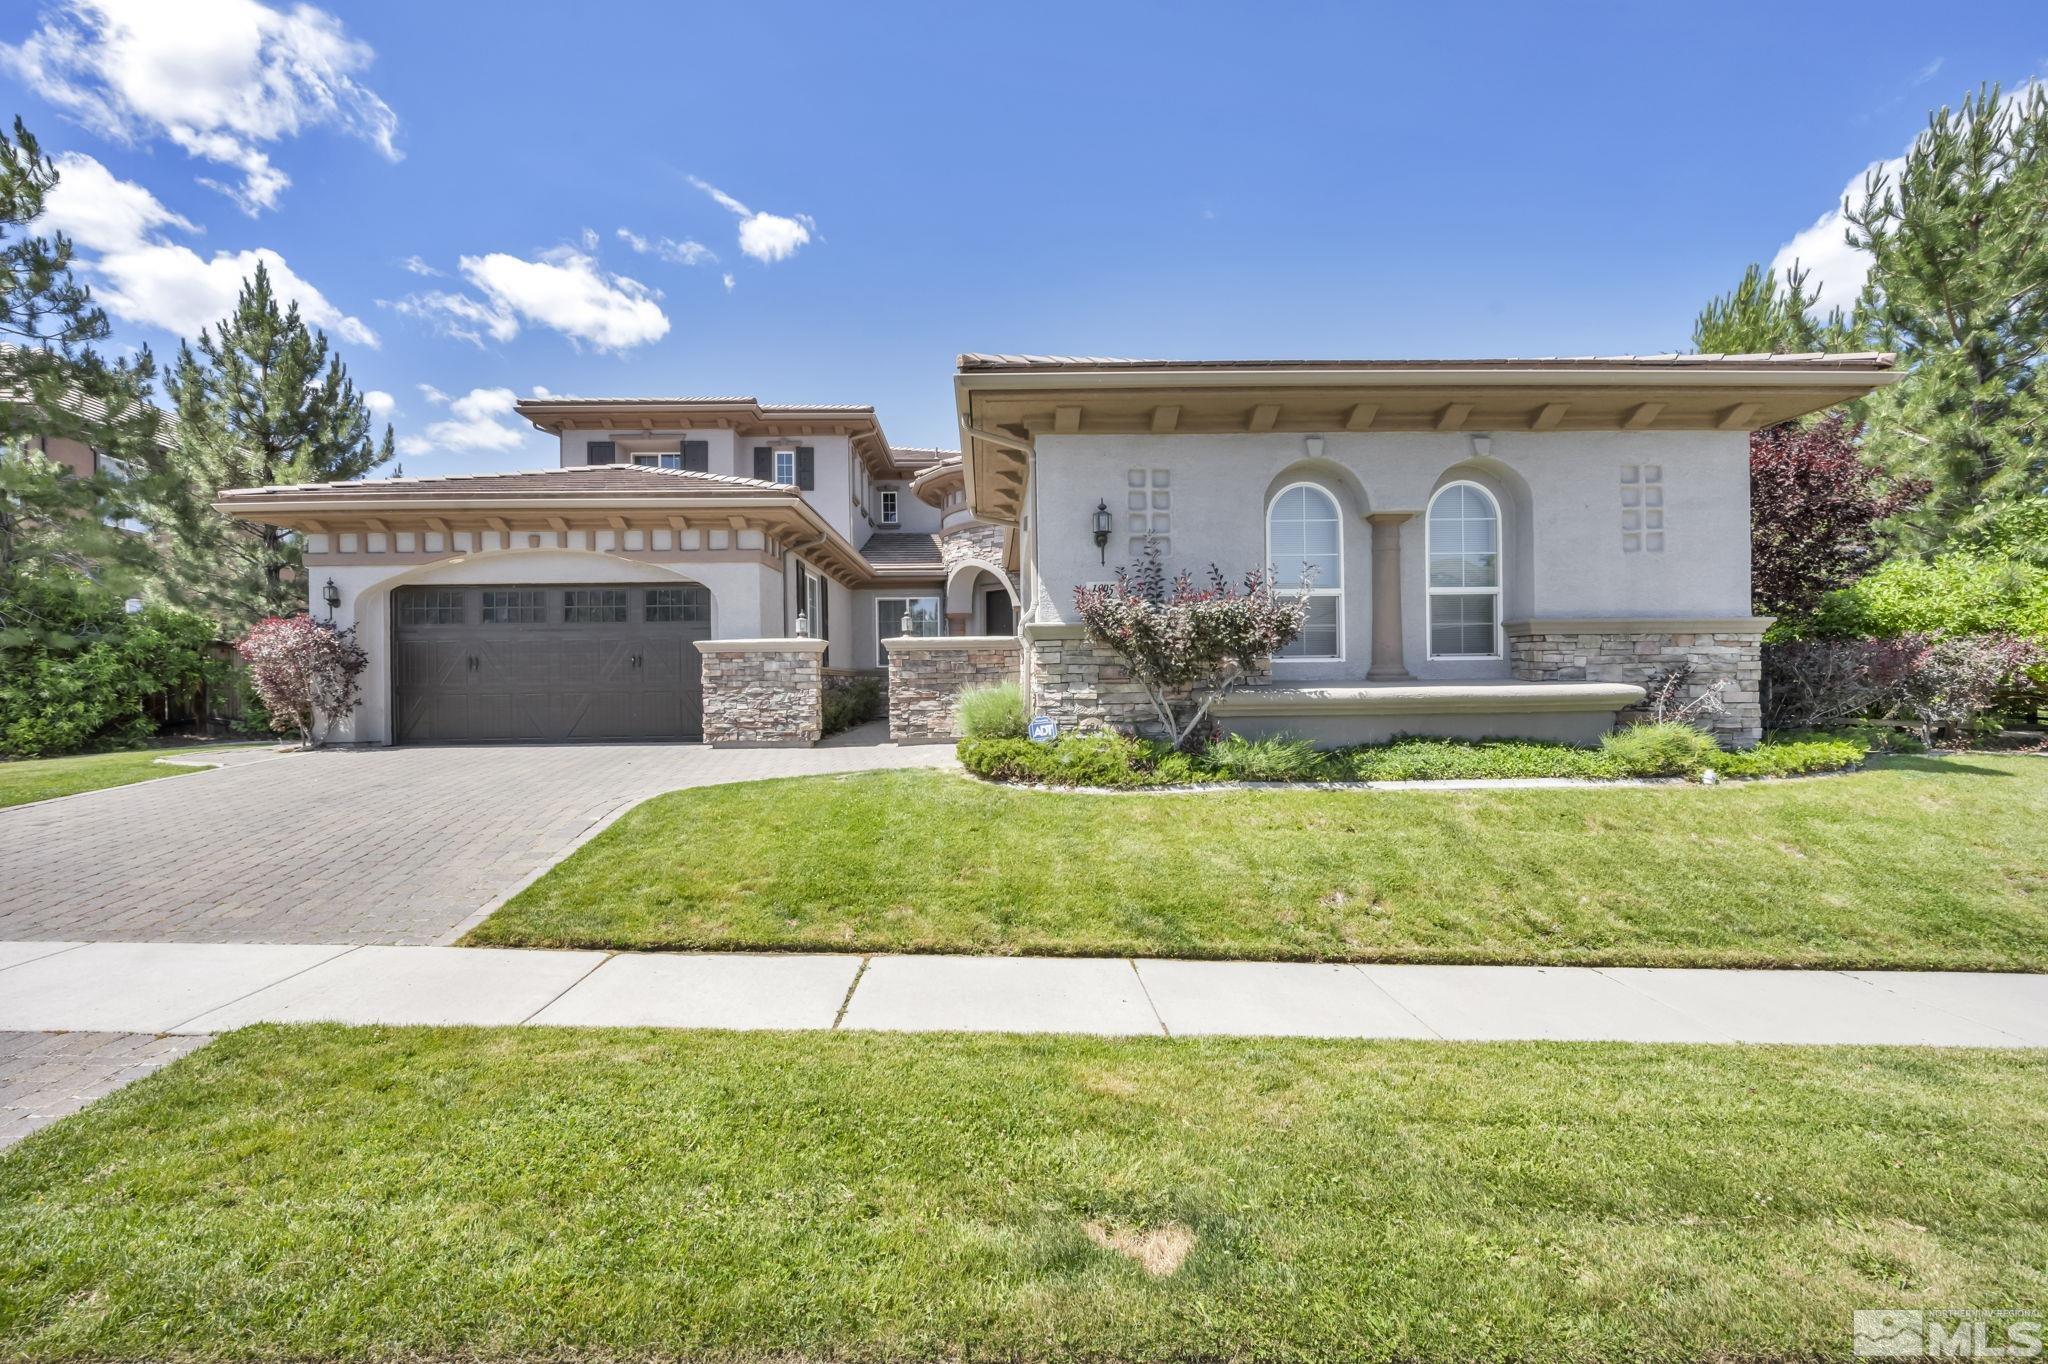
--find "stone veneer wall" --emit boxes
[1023,625,1214,740]
[884,637,1021,742]
[1506,619,1769,746]
[694,639,826,746]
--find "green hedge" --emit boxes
[958,726,1867,789]
[1808,552,2048,640]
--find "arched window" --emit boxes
[1426,481,1502,659]
[1266,482,1342,659]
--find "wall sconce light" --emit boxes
[1092,498,1114,563]
[900,609,914,635]
[1304,434,1324,459]
[794,610,810,638]
[321,577,341,618]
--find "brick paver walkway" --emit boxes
[0,735,953,945]
[0,1031,213,1149]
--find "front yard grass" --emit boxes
[3,1025,2043,1363]
[0,744,263,810]
[470,753,2048,970]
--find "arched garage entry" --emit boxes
[393,578,714,742]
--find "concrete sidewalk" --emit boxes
[2,940,2043,1045]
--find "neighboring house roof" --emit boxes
[886,444,958,469]
[510,395,927,481]
[952,351,1904,525]
[909,455,964,507]
[859,532,944,571]
[956,352,1900,373]
[220,465,788,500]
[0,349,177,452]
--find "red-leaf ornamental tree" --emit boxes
[1749,413,1921,623]
[236,615,368,747]
[1072,538,1308,749]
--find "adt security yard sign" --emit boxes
[1027,715,1059,744]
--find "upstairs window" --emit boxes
[775,449,796,486]
[1266,483,1342,659]
[880,488,899,524]
[1427,481,1502,659]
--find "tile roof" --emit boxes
[956,352,1898,372]
[219,465,791,500]
[859,532,943,569]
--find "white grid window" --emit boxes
[880,488,899,524]
[1427,481,1502,658]
[1267,482,1342,659]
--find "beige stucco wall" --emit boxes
[1025,429,1753,683]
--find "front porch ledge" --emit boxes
[882,635,1020,651]
[1210,679,1646,717]
[694,638,829,654]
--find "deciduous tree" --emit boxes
[1749,413,1919,623]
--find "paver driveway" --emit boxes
[0,736,954,945]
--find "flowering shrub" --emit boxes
[236,615,368,746]
[1072,538,1307,749]
[1764,633,2045,743]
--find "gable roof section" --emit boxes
[511,395,928,481]
[859,531,943,572]
[953,352,1903,524]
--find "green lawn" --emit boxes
[470,754,2048,971]
[1,1026,2041,1363]
[0,744,264,810]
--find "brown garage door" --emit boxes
[393,583,710,743]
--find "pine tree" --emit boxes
[1691,261,1861,354]
[0,117,163,648]
[146,262,394,624]
[1845,83,2048,557]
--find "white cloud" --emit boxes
[1,0,399,214]
[395,385,524,457]
[1913,57,1945,86]
[616,226,717,266]
[388,288,517,347]
[39,150,196,251]
[400,254,442,277]
[1771,78,2041,317]
[721,271,735,293]
[391,246,667,350]
[33,151,376,345]
[688,175,815,264]
[363,388,394,419]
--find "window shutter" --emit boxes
[753,446,772,481]
[796,445,816,490]
[681,440,708,473]
[587,440,616,465]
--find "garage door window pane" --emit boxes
[400,589,465,626]
[480,590,546,624]
[563,589,628,623]
[645,586,709,623]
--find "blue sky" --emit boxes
[3,1,2043,476]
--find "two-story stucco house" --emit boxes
[220,352,1896,749]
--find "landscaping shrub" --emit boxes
[1200,734,1327,782]
[959,727,1869,788]
[957,734,1169,787]
[1808,552,2048,641]
[1598,721,1724,777]
[0,576,220,757]
[955,680,1028,739]
[1764,633,2045,741]
[821,675,883,736]
[236,615,369,746]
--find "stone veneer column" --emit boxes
[693,638,827,747]
[1365,512,1415,681]
[884,636,1023,742]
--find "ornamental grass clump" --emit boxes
[1200,734,1327,782]
[1072,538,1307,750]
[956,681,1028,739]
[1598,721,1723,778]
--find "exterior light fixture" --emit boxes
[322,577,341,617]
[794,610,810,638]
[900,609,914,635]
[1092,498,1114,562]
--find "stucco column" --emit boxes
[1365,511,1415,681]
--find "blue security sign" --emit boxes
[1027,715,1059,744]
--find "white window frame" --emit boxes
[876,595,941,640]
[1265,481,1344,661]
[1425,479,1504,660]
[774,449,797,486]
[879,488,899,524]
[632,452,682,470]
